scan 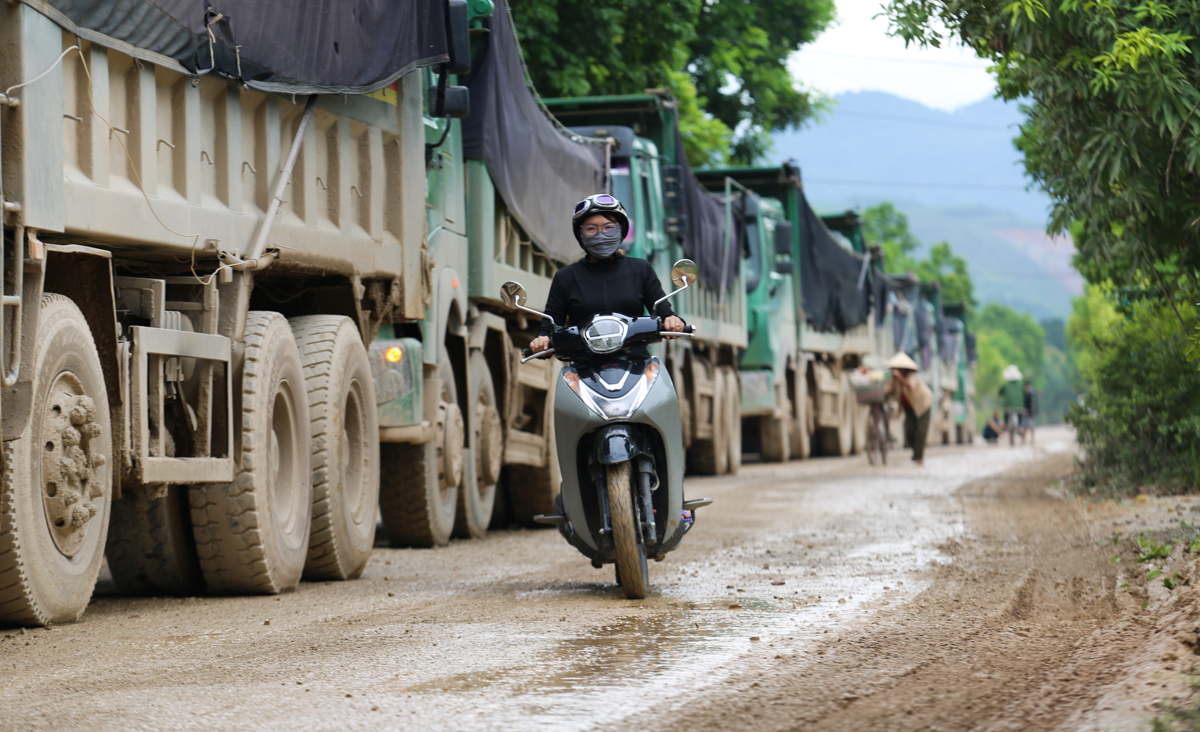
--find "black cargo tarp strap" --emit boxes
[874,262,889,327]
[673,130,741,289]
[797,194,871,331]
[461,0,608,264]
[25,0,448,95]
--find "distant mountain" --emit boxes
[772,92,1078,320]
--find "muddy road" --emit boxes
[0,426,1182,730]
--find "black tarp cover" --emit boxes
[27,0,448,94]
[674,130,741,290]
[797,194,871,331]
[461,0,608,264]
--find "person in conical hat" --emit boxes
[884,351,933,466]
[999,365,1026,444]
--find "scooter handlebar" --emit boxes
[521,347,555,364]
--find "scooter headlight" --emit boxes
[563,361,660,421]
[582,316,628,354]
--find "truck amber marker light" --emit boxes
[385,347,403,363]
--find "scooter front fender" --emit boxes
[592,423,651,465]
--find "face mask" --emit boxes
[581,227,622,259]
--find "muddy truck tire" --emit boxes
[688,361,728,476]
[107,486,204,596]
[0,295,113,625]
[378,357,460,547]
[818,374,854,457]
[503,370,560,528]
[290,316,379,581]
[190,312,312,594]
[454,353,501,538]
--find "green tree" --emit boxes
[511,0,834,166]
[882,0,1200,303]
[863,203,974,309]
[976,303,1045,381]
[912,243,974,310]
[1040,317,1066,351]
[863,202,920,269]
[687,0,834,162]
[1067,300,1200,489]
[1066,282,1121,385]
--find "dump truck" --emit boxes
[0,0,614,625]
[692,165,887,462]
[542,91,748,476]
[941,301,976,444]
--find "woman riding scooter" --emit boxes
[508,194,708,600]
[529,194,685,354]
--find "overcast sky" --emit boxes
[788,0,996,112]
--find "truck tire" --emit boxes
[790,375,812,460]
[607,462,648,600]
[760,398,790,463]
[505,369,560,528]
[378,357,459,547]
[190,311,312,594]
[723,368,741,474]
[688,360,727,476]
[107,486,204,596]
[454,353,500,538]
[851,401,869,456]
[817,374,853,457]
[290,315,379,581]
[0,295,112,625]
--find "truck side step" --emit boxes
[532,514,568,526]
[682,498,714,510]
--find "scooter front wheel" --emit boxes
[607,462,648,599]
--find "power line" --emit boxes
[807,178,1029,191]
[801,49,991,69]
[830,109,1016,130]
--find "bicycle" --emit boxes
[849,368,890,465]
[1004,408,1021,446]
[865,400,890,465]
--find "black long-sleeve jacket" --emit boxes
[537,255,677,337]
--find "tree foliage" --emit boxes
[510,0,834,166]
[882,0,1200,298]
[975,303,1045,394]
[1067,300,1200,489]
[863,203,974,308]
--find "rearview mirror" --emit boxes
[446,0,471,75]
[670,259,699,288]
[500,281,527,309]
[500,280,556,325]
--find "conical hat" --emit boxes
[1002,364,1023,381]
[884,352,919,371]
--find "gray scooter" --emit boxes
[499,260,713,599]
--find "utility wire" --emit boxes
[801,49,990,69]
[806,178,1029,191]
[828,109,1016,130]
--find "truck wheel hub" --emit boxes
[477,404,503,486]
[40,380,105,558]
[436,402,465,492]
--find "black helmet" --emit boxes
[572,194,629,244]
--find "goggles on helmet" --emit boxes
[573,194,622,220]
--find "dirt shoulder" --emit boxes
[614,448,1193,732]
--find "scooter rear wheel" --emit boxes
[607,462,648,599]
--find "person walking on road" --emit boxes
[999,365,1025,444]
[1023,380,1038,445]
[885,353,933,466]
